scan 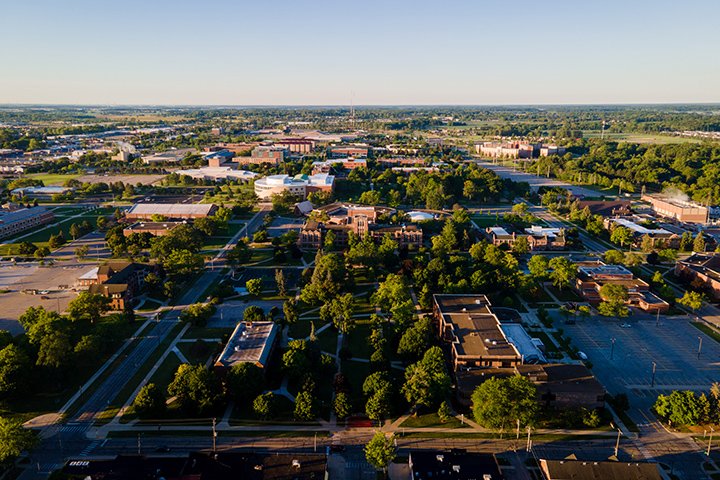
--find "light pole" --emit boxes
[651,361,657,388]
[610,338,616,360]
[698,336,703,360]
[614,427,622,458]
[708,427,715,456]
[656,309,660,327]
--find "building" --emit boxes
[539,459,663,480]
[141,148,195,164]
[604,217,681,249]
[642,193,709,224]
[475,142,565,159]
[174,166,258,183]
[125,203,218,221]
[311,158,367,174]
[234,145,288,166]
[11,185,75,200]
[203,149,235,166]
[524,364,605,410]
[378,157,427,167]
[78,261,155,310]
[327,144,371,159]
[297,203,423,250]
[216,142,261,155]
[122,221,184,237]
[409,451,503,480]
[675,253,720,300]
[214,321,278,371]
[576,200,632,217]
[0,206,54,240]
[575,263,669,313]
[485,226,566,251]
[273,138,316,154]
[61,452,327,480]
[254,174,335,200]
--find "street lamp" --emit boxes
[651,361,657,388]
[698,336,703,360]
[708,427,715,456]
[610,338,616,360]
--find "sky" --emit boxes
[1,0,719,105]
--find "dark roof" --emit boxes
[540,459,662,480]
[409,451,503,479]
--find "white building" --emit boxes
[254,173,335,200]
[174,166,258,183]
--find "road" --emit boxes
[21,206,271,479]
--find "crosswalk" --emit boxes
[79,440,102,457]
[61,424,87,433]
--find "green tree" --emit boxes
[226,363,265,404]
[179,303,216,327]
[48,231,66,249]
[300,252,347,305]
[227,239,252,266]
[610,226,632,248]
[163,249,204,277]
[512,236,530,255]
[371,274,411,312]
[294,390,317,421]
[364,431,397,475]
[397,316,433,360]
[17,242,37,256]
[640,234,654,253]
[283,298,299,324]
[167,364,222,416]
[471,375,539,429]
[253,392,276,419]
[366,388,392,421]
[437,400,452,423]
[654,390,707,426]
[599,283,629,303]
[548,256,577,290]
[603,250,624,265]
[680,231,693,252]
[67,292,110,322]
[402,346,451,409]
[133,383,167,418]
[69,223,81,240]
[36,331,73,370]
[319,293,355,334]
[527,255,549,280]
[694,232,706,253]
[75,245,89,260]
[359,190,382,205]
[334,392,352,420]
[275,269,287,296]
[246,278,263,296]
[34,246,50,259]
[677,290,705,311]
[243,305,266,323]
[0,417,37,463]
[0,345,30,399]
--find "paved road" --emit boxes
[21,206,271,479]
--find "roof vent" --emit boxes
[292,459,301,469]
[462,307,467,312]
[453,465,461,473]
[475,299,481,305]
[436,455,444,462]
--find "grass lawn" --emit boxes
[341,360,372,410]
[148,352,183,389]
[400,412,467,429]
[176,339,219,366]
[314,327,339,354]
[344,323,374,359]
[27,173,81,186]
[469,214,503,228]
[288,320,313,340]
[545,285,582,303]
[249,249,274,264]
[182,326,232,340]
[229,395,309,425]
[691,322,720,344]
[138,299,162,311]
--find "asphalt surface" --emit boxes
[21,206,271,479]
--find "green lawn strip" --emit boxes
[229,396,320,426]
[138,299,163,311]
[182,326,232,340]
[249,249,274,263]
[344,322,374,358]
[545,285,582,303]
[107,430,329,438]
[341,360,373,411]
[288,320,313,340]
[691,322,720,344]
[27,173,81,186]
[551,331,578,359]
[176,339,220,366]
[314,327,339,354]
[399,412,467,429]
[402,432,612,441]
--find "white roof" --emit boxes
[78,267,99,280]
[126,203,216,216]
[407,211,435,221]
[488,226,510,236]
[611,218,671,235]
[525,225,561,237]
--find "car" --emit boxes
[40,296,49,300]
[577,351,588,360]
[620,323,631,328]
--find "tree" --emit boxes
[243,305,266,323]
[319,293,355,334]
[0,345,30,399]
[67,292,110,322]
[371,274,411,312]
[334,392,352,420]
[48,231,66,249]
[36,331,73,369]
[133,383,166,418]
[300,252,347,305]
[17,241,37,256]
[73,334,104,364]
[283,298,299,325]
[282,340,311,379]
[437,400,452,423]
[246,278,263,296]
[599,284,629,303]
[471,375,539,429]
[275,269,287,296]
[610,226,633,248]
[640,234,654,253]
[512,236,530,255]
[34,246,50,259]
[397,317,433,360]
[294,390,317,421]
[527,255,549,280]
[548,257,577,290]
[364,431,397,475]
[359,190,382,205]
[74,245,89,260]
[69,223,82,240]
[654,390,706,427]
[677,291,705,311]
[603,250,624,265]
[163,249,204,277]
[597,300,630,317]
[0,417,37,463]
[167,364,222,415]
[227,239,252,266]
[363,371,393,397]
[253,392,276,419]
[226,363,265,404]
[694,232,706,253]
[402,346,451,409]
[366,388,392,421]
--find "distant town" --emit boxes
[0,104,719,480]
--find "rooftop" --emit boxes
[126,203,217,217]
[609,217,671,235]
[540,459,662,480]
[215,321,277,369]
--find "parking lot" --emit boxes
[562,316,720,411]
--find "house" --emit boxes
[574,263,669,313]
[78,261,156,310]
[125,203,218,221]
[297,203,423,250]
[0,206,54,240]
[539,459,663,480]
[675,253,720,300]
[214,321,278,371]
[409,451,503,480]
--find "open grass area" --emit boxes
[341,360,373,410]
[27,173,82,186]
[582,131,704,144]
[314,326,339,354]
[176,339,219,366]
[400,412,467,429]
[138,299,162,311]
[344,322,374,359]
[691,322,720,344]
[148,352,183,390]
[182,326,232,341]
[545,285,582,303]
[469,214,503,228]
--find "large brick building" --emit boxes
[675,253,720,300]
[78,261,156,310]
[642,193,709,224]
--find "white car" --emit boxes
[620,323,631,328]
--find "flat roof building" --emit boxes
[539,459,663,480]
[642,193,709,224]
[0,206,54,240]
[174,166,258,183]
[409,451,503,480]
[254,173,334,200]
[675,253,720,301]
[125,203,218,221]
[11,185,75,199]
[215,321,278,370]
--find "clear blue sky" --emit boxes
[2,0,718,105]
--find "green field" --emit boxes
[27,173,81,186]
[582,131,704,144]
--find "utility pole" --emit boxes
[651,361,657,388]
[526,426,532,452]
[708,427,715,456]
[516,419,520,440]
[698,336,703,360]
[137,433,142,455]
[656,309,660,327]
[610,338,616,360]
[212,417,217,453]
[314,432,317,453]
[614,427,622,458]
